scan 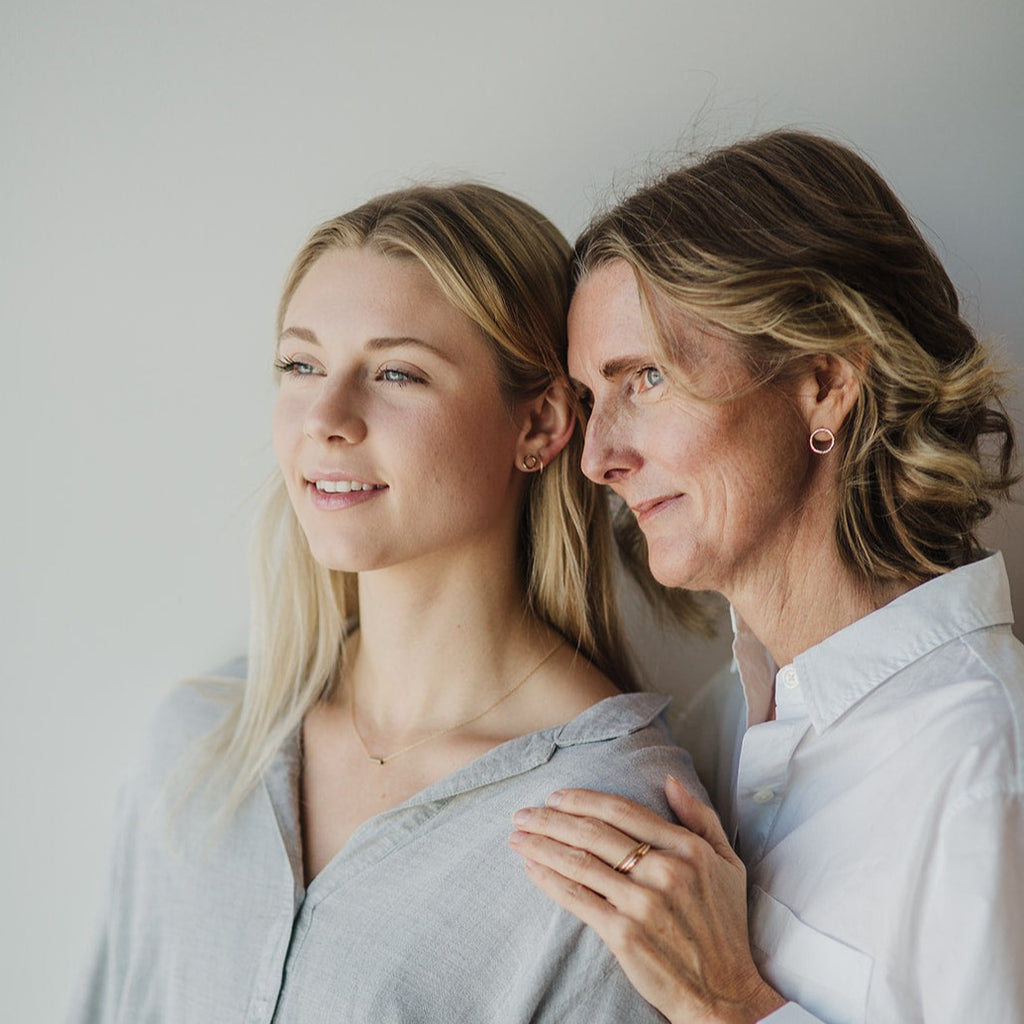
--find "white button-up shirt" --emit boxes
[705,552,1024,1023]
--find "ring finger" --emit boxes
[510,811,657,902]
[512,805,648,869]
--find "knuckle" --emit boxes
[577,816,605,845]
[565,846,598,875]
[631,886,663,923]
[643,854,674,890]
[607,915,638,948]
[607,793,638,821]
[563,878,591,904]
[646,851,688,889]
[687,840,717,874]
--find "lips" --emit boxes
[630,493,682,524]
[304,474,388,509]
[306,471,387,490]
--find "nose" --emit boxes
[580,404,639,484]
[303,377,367,445]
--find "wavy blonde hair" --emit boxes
[575,130,1017,584]
[203,183,705,813]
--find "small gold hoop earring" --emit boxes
[520,453,544,473]
[809,427,836,455]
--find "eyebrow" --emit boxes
[570,355,645,394]
[277,327,455,363]
[598,356,645,380]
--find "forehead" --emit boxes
[283,247,473,341]
[567,261,648,383]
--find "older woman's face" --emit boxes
[567,261,815,600]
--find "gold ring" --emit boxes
[612,841,651,874]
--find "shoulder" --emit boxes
[854,625,1024,816]
[923,627,1024,794]
[135,659,246,786]
[545,692,707,812]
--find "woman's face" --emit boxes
[273,247,525,575]
[567,261,815,600]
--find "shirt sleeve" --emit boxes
[917,789,1024,1023]
[760,1005,826,1022]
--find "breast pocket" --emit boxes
[749,886,872,1024]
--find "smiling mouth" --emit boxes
[631,494,682,523]
[313,479,386,493]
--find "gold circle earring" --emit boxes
[809,427,836,454]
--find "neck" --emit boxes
[728,539,911,668]
[341,546,558,739]
[722,479,913,666]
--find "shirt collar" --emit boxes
[553,692,671,745]
[732,551,1013,733]
[370,692,672,808]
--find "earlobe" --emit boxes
[516,381,576,470]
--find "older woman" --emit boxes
[509,131,1024,1023]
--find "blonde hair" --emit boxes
[575,130,1017,583]
[205,183,703,813]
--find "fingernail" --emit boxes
[547,790,564,807]
[509,831,525,846]
[512,808,532,826]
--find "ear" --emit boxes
[796,353,861,437]
[514,380,575,469]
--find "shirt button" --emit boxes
[753,788,776,804]
[781,667,800,689]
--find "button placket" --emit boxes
[736,717,809,863]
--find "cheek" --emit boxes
[723,422,809,526]
[649,408,718,478]
[271,391,304,464]
[438,404,517,490]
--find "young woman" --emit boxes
[68,184,705,1023]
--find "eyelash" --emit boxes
[375,367,425,387]
[273,359,426,387]
[274,358,318,376]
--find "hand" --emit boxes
[509,776,785,1024]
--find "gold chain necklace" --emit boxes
[349,641,562,766]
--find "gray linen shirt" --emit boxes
[69,679,702,1023]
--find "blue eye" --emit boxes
[274,358,318,376]
[639,366,664,390]
[376,366,425,386]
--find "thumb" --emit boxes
[666,775,736,861]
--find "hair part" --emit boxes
[575,129,1017,584]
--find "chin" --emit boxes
[303,538,382,574]
[646,547,708,592]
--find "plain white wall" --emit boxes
[4,1,1022,1017]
